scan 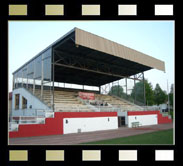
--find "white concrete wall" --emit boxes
[12,88,50,110]
[12,88,51,117]
[128,114,158,128]
[63,116,118,134]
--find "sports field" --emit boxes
[81,129,173,145]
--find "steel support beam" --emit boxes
[41,54,44,100]
[53,36,75,50]
[12,75,15,90]
[118,80,119,96]
[54,49,143,77]
[134,75,136,103]
[52,48,55,111]
[99,86,101,94]
[54,62,142,81]
[143,72,146,105]
[26,68,28,89]
[125,78,128,98]
[33,60,35,95]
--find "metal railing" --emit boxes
[55,106,92,112]
[140,106,160,111]
[11,109,52,119]
[96,106,121,112]
[78,97,122,112]
[9,110,54,131]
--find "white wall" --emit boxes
[63,116,118,134]
[12,88,51,117]
[128,114,158,128]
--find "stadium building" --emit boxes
[9,28,172,138]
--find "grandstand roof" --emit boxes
[13,27,165,86]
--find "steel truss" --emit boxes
[53,49,143,81]
[52,48,146,107]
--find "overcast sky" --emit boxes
[8,21,174,92]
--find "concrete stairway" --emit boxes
[34,89,92,112]
[31,88,143,112]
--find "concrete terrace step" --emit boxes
[44,98,78,101]
[32,89,141,112]
[55,104,88,108]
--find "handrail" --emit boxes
[111,94,145,107]
[10,109,53,121]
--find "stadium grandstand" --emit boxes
[9,28,171,137]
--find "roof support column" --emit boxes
[134,75,136,104]
[52,48,55,111]
[125,78,128,99]
[41,54,44,100]
[99,86,101,94]
[118,80,119,97]
[12,75,15,90]
[33,60,35,95]
[21,70,23,88]
[112,82,114,95]
[26,67,28,90]
[142,72,146,106]
[109,83,111,95]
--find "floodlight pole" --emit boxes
[167,80,170,114]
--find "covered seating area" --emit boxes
[12,27,165,112]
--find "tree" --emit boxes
[145,81,155,106]
[154,84,167,105]
[108,85,125,98]
[169,84,174,106]
[131,81,144,104]
[131,79,154,105]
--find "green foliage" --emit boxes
[154,84,167,105]
[170,84,174,94]
[144,80,155,105]
[108,80,172,107]
[169,93,173,106]
[131,81,144,103]
[131,79,154,105]
[108,85,126,98]
[169,109,173,120]
[81,129,173,145]
[169,84,174,106]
